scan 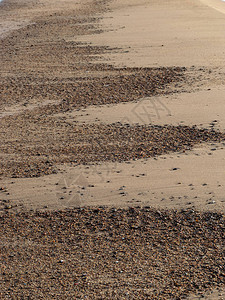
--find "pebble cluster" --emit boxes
[0,67,185,112]
[1,120,224,178]
[0,207,224,299]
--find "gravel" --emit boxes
[0,207,224,299]
[0,122,224,178]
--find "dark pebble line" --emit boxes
[0,123,224,178]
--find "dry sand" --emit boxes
[60,0,225,214]
[2,143,225,212]
[1,0,225,214]
[78,0,225,68]
[0,0,225,298]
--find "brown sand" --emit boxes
[0,0,225,298]
[78,0,225,68]
[1,0,225,213]
[1,142,225,213]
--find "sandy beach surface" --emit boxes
[0,0,225,298]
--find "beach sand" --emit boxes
[1,0,225,213]
[0,0,225,298]
[78,0,225,68]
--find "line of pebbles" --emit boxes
[1,120,225,178]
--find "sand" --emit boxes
[60,87,225,129]
[1,0,225,214]
[0,0,225,298]
[78,0,225,68]
[2,143,225,213]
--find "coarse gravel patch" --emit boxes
[0,207,224,299]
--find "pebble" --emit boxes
[0,207,223,298]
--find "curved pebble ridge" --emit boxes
[0,122,224,178]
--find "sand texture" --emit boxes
[0,0,225,298]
